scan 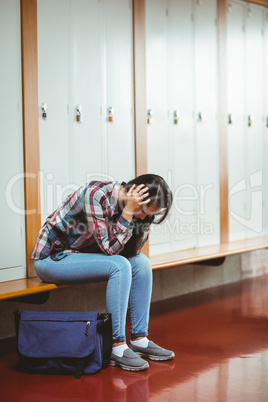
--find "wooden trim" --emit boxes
[243,0,268,7]
[133,0,147,177]
[133,0,149,256]
[21,0,41,278]
[218,0,229,244]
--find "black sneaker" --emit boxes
[129,341,175,361]
[109,348,149,371]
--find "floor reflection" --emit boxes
[1,275,268,401]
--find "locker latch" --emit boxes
[174,110,179,125]
[76,105,82,122]
[41,103,47,120]
[108,107,114,122]
[198,112,204,123]
[147,109,153,124]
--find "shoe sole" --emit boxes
[134,351,175,361]
[109,360,149,372]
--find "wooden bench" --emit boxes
[1,236,268,301]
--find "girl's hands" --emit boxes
[122,184,150,222]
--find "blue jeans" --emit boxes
[34,252,152,343]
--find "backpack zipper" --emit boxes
[85,321,90,337]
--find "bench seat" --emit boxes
[1,236,268,301]
[150,236,268,269]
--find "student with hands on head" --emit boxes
[32,174,175,371]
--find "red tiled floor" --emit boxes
[1,275,268,401]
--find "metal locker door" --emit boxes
[227,1,247,241]
[244,4,265,239]
[38,0,71,224]
[169,0,197,252]
[146,0,171,255]
[105,0,135,182]
[194,0,220,248]
[70,0,103,186]
[264,9,268,235]
[0,0,26,281]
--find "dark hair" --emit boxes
[119,174,173,258]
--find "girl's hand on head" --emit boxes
[124,184,150,216]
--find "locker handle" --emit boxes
[174,110,179,125]
[248,115,253,127]
[41,103,47,120]
[76,105,82,122]
[108,107,114,122]
[147,109,153,124]
[228,114,233,124]
[266,117,268,128]
[198,112,204,123]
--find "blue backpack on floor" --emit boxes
[14,310,112,378]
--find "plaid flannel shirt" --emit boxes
[31,181,150,260]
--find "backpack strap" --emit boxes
[100,314,113,368]
[75,358,84,379]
